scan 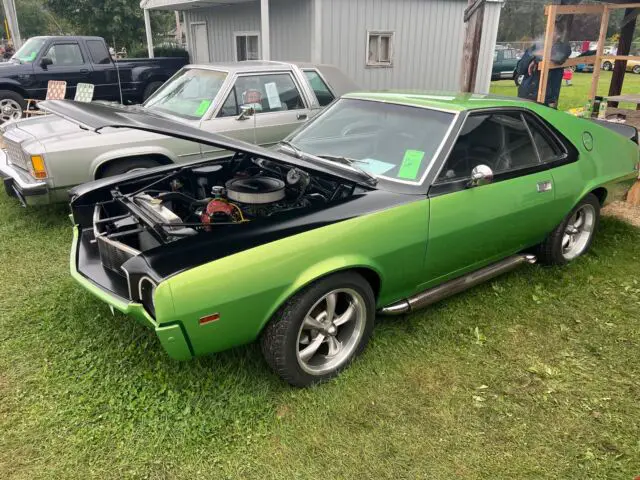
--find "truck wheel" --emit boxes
[99,157,162,178]
[142,81,164,101]
[261,271,375,387]
[0,90,26,123]
[536,194,600,266]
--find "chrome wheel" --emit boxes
[562,204,596,260]
[0,99,22,123]
[296,288,367,375]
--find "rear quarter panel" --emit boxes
[159,199,429,356]
[529,104,638,212]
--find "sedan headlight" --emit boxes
[29,155,48,179]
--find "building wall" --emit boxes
[319,0,467,90]
[183,0,311,63]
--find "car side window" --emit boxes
[217,73,305,118]
[304,70,335,107]
[218,87,239,117]
[438,112,540,182]
[523,113,563,163]
[87,40,111,64]
[44,43,85,66]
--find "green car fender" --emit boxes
[157,198,429,356]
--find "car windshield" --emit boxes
[288,98,455,184]
[13,37,47,63]
[144,68,227,120]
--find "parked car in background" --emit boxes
[49,92,639,386]
[573,49,596,72]
[602,57,640,74]
[492,46,520,81]
[0,61,357,206]
[0,36,189,122]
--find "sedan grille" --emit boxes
[96,235,137,273]
[4,137,29,171]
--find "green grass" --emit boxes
[1,193,640,479]
[490,70,640,111]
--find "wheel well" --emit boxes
[145,76,168,89]
[590,187,607,206]
[94,154,173,179]
[352,267,381,300]
[0,84,28,99]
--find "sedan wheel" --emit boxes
[261,272,375,387]
[536,193,600,266]
[633,65,640,74]
[561,204,596,261]
[296,289,367,376]
[0,98,23,123]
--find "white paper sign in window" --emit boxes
[264,82,282,110]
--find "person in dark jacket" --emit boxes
[517,32,571,108]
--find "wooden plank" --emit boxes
[602,55,640,61]
[537,5,556,103]
[606,94,640,103]
[607,3,640,10]
[550,4,604,15]
[589,8,610,101]
[460,0,485,92]
[540,56,596,70]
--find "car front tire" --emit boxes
[536,193,600,266]
[261,271,375,387]
[603,61,612,71]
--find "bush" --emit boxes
[129,44,189,61]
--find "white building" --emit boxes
[140,0,503,94]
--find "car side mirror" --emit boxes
[468,164,494,187]
[237,105,255,121]
[40,57,53,69]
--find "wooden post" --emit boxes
[608,8,638,109]
[588,8,610,101]
[537,5,556,103]
[460,0,486,92]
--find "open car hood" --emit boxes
[38,100,375,186]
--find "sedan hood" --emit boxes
[9,114,81,141]
[39,100,376,186]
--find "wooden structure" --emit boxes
[537,2,640,104]
[460,0,486,92]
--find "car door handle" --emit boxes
[537,180,553,193]
[80,69,89,74]
[297,113,308,121]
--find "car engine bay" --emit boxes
[90,154,359,268]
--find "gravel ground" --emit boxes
[602,201,640,228]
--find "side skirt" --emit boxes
[379,254,537,315]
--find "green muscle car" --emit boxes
[42,92,639,386]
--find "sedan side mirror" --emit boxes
[237,105,255,121]
[40,57,53,69]
[468,164,494,187]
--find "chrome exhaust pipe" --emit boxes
[379,254,536,315]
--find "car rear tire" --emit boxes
[142,81,164,101]
[536,193,600,266]
[603,61,612,71]
[261,271,375,387]
[99,157,163,178]
[0,90,26,123]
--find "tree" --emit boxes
[1,0,72,39]
[45,0,175,50]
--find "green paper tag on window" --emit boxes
[195,99,212,116]
[398,150,425,179]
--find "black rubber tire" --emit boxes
[536,193,600,266]
[603,61,612,71]
[633,65,640,75]
[99,157,162,178]
[260,271,375,387]
[142,81,164,101]
[0,90,26,120]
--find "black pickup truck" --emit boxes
[0,36,188,121]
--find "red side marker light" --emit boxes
[199,313,220,325]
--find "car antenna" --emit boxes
[112,48,124,105]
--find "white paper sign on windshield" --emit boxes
[265,82,282,110]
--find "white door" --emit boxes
[191,23,210,64]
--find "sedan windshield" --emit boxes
[288,98,455,184]
[144,68,227,120]
[13,37,47,63]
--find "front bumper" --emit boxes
[70,226,193,361]
[0,149,51,206]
